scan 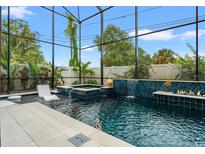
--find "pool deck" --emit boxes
[0,102,133,147]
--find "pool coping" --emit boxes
[114,79,205,83]
[0,91,38,99]
[56,86,72,89]
[153,91,205,100]
[72,87,101,92]
[70,84,103,88]
[0,90,61,99]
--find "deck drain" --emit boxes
[68,133,90,147]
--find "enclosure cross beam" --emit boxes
[41,6,79,23]
[96,6,103,12]
[80,19,205,51]
[80,6,114,23]
[62,6,80,23]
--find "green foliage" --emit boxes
[87,79,97,84]
[48,63,66,87]
[0,19,64,92]
[72,80,80,85]
[1,19,46,91]
[138,48,152,78]
[65,15,79,69]
[94,24,135,66]
[28,53,44,77]
[175,43,205,80]
[68,61,95,84]
[81,62,95,83]
[94,24,151,79]
[0,32,8,70]
[152,49,176,64]
[113,47,152,79]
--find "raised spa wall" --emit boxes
[113,79,205,98]
[113,79,205,111]
[57,85,114,100]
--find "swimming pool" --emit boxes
[19,94,205,147]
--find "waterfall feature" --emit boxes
[127,80,135,98]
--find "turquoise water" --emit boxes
[20,95,205,147]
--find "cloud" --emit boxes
[139,29,177,41]
[128,30,135,37]
[128,29,177,41]
[81,45,97,51]
[180,30,205,40]
[129,28,205,41]
[2,7,34,19]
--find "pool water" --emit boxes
[20,94,205,147]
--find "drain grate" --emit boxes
[68,133,90,147]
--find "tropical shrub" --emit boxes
[113,47,152,79]
[175,43,205,80]
[72,80,80,85]
[52,65,66,87]
[81,62,95,83]
[0,18,65,92]
[87,79,97,84]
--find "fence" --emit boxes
[61,64,180,85]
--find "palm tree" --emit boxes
[47,63,66,87]
[0,33,7,93]
[1,19,48,92]
[27,53,45,88]
[54,66,66,86]
[7,61,22,91]
[152,49,176,64]
[64,15,79,69]
[81,62,95,83]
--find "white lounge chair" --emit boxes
[37,85,60,102]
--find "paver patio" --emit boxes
[0,102,133,147]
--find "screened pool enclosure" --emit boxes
[0,6,205,95]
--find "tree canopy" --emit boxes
[0,19,65,92]
[152,48,176,64]
[1,19,45,68]
[64,14,79,69]
[94,24,152,78]
[94,24,135,66]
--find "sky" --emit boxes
[2,6,205,67]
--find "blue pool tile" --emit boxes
[113,80,205,111]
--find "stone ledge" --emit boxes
[153,91,205,100]
[0,91,38,99]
